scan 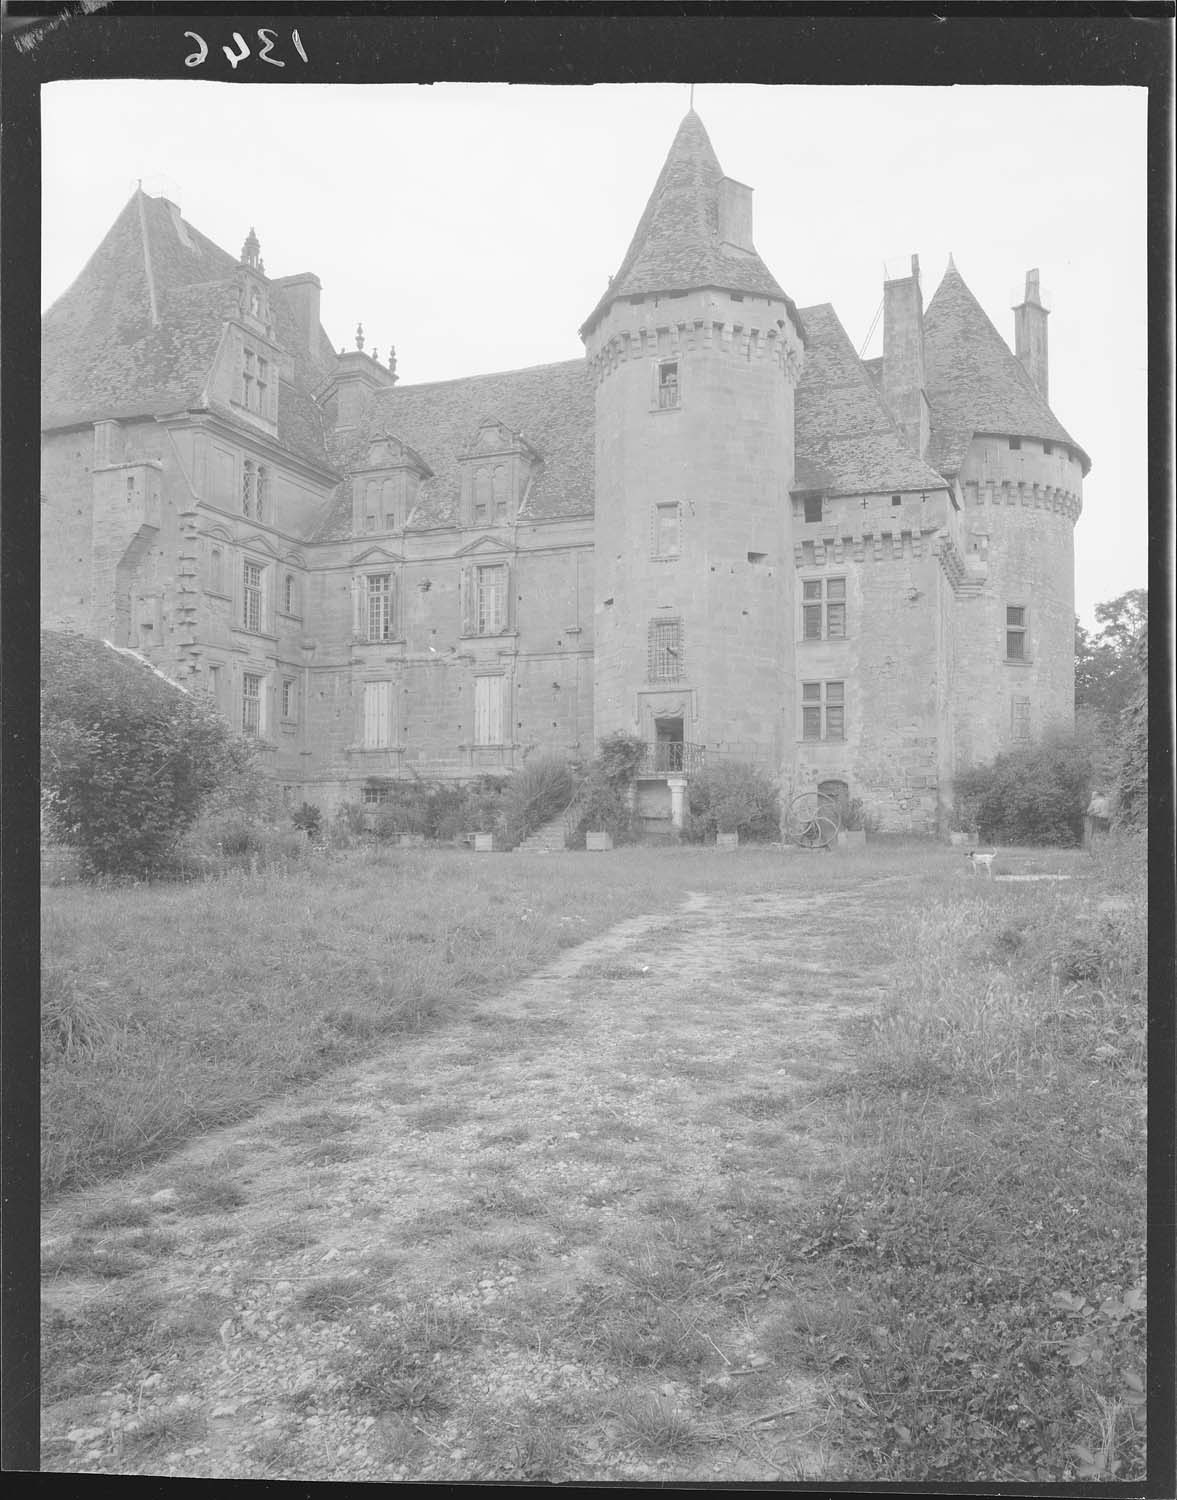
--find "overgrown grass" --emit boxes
[774,833,1147,1482]
[42,843,930,1195]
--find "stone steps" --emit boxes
[513,811,570,854]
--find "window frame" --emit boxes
[365,572,395,643]
[280,676,297,723]
[1005,603,1030,662]
[648,617,685,683]
[652,501,681,559]
[800,576,847,642]
[476,563,509,636]
[800,680,846,742]
[241,671,264,737]
[242,558,265,633]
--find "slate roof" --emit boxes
[923,263,1089,476]
[42,192,336,473]
[313,359,595,541]
[581,111,801,338]
[793,304,949,497]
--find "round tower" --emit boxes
[580,113,805,784]
[924,264,1088,770]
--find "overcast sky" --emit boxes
[42,81,1147,629]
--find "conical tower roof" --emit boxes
[581,111,797,337]
[923,261,1089,476]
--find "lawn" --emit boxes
[41,836,1146,1482]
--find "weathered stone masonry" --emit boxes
[40,111,1088,833]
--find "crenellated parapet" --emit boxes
[792,525,944,568]
[960,476,1082,524]
[584,285,804,391]
[588,314,803,387]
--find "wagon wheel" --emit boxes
[784,791,841,850]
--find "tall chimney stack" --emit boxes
[272,272,323,364]
[1013,268,1049,402]
[881,254,930,460]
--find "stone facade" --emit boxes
[40,111,1088,833]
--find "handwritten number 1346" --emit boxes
[185,29,308,69]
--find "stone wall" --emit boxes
[586,286,803,769]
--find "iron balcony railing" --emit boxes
[640,741,706,776]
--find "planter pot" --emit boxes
[716,831,740,850]
[837,830,867,850]
[586,831,613,851]
[473,832,496,852]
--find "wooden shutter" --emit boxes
[474,676,503,745]
[363,681,392,748]
[460,567,475,636]
[490,676,505,743]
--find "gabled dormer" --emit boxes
[458,417,540,529]
[351,432,433,535]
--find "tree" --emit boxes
[1075,589,1147,723]
[41,632,255,877]
[1114,621,1148,829]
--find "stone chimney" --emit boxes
[881,254,930,460]
[328,348,397,430]
[272,273,323,364]
[718,177,754,252]
[1013,268,1049,402]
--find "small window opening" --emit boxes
[891,494,902,506]
[747,552,767,565]
[657,360,680,410]
[1043,442,1053,456]
[803,495,822,524]
[1009,437,1022,451]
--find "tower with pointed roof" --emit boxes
[580,111,806,805]
[40,108,1090,836]
[922,261,1087,769]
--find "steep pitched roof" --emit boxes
[581,111,796,337]
[42,192,337,472]
[793,303,949,496]
[923,263,1089,476]
[314,359,594,541]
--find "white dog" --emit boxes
[966,848,999,880]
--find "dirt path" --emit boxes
[42,878,900,1482]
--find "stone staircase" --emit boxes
[512,810,570,854]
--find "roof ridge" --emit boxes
[375,357,587,394]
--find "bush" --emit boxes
[291,803,323,838]
[566,733,647,848]
[498,757,574,848]
[1114,625,1147,830]
[41,632,255,878]
[952,728,1095,846]
[686,761,779,842]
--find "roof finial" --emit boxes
[689,83,695,111]
[947,251,957,272]
[355,321,365,352]
[240,227,260,269]
[372,347,379,364]
[388,345,397,380]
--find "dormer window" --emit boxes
[458,419,537,529]
[237,341,275,422]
